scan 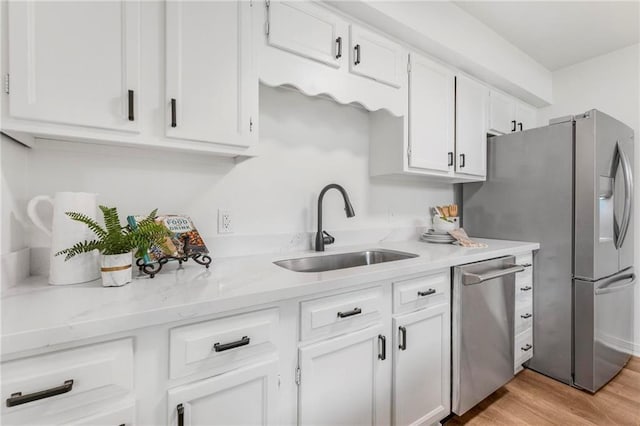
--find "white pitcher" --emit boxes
[27,192,100,285]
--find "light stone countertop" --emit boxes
[1,238,538,355]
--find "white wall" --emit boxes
[20,85,453,261]
[539,43,640,355]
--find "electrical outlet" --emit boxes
[218,209,233,234]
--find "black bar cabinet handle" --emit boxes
[521,344,533,352]
[171,98,177,128]
[521,313,532,319]
[354,44,361,65]
[399,326,407,351]
[6,379,74,407]
[128,90,134,121]
[448,152,454,167]
[520,263,532,268]
[335,37,342,59]
[177,403,184,426]
[518,122,523,131]
[337,307,362,318]
[213,336,250,352]
[417,288,436,297]
[511,120,517,132]
[378,335,386,360]
[459,153,466,168]
[520,286,532,291]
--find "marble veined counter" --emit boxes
[1,238,538,355]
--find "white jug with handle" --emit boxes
[27,192,100,285]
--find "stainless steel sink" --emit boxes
[273,249,418,273]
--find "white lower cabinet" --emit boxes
[514,251,534,374]
[167,358,279,426]
[393,302,450,425]
[298,325,391,425]
[67,402,136,426]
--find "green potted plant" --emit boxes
[56,206,170,287]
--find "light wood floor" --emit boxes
[446,356,640,426]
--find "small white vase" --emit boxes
[100,252,133,287]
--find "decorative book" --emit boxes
[128,214,209,264]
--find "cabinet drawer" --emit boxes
[300,286,383,341]
[516,281,533,307]
[170,308,279,379]
[1,339,133,425]
[515,305,533,336]
[515,328,533,369]
[393,270,449,314]
[515,252,533,285]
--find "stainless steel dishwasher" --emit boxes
[452,256,525,415]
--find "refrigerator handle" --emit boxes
[595,272,636,295]
[617,145,633,249]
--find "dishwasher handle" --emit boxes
[462,264,525,285]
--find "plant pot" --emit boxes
[100,252,133,287]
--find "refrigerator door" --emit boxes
[462,122,574,384]
[614,133,634,271]
[574,110,635,280]
[574,269,635,392]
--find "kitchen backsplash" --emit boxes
[1,85,454,286]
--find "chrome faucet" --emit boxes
[315,184,355,251]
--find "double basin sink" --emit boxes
[274,249,418,273]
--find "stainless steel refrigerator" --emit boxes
[462,109,635,392]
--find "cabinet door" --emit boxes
[408,54,455,173]
[299,326,390,425]
[349,25,404,88]
[267,1,347,69]
[67,402,135,426]
[7,1,140,132]
[166,1,257,147]
[456,75,489,178]
[516,102,537,131]
[393,303,450,426]
[167,359,278,426]
[488,90,516,135]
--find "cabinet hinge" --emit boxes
[249,117,253,132]
[407,147,412,159]
[4,74,9,94]
[407,55,411,73]
[265,0,270,35]
[249,0,253,7]
[295,367,301,385]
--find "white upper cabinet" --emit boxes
[267,1,347,69]
[407,53,455,173]
[516,102,538,131]
[166,1,257,147]
[488,90,516,135]
[7,1,140,132]
[349,25,404,88]
[488,89,537,135]
[456,74,489,178]
[260,2,406,116]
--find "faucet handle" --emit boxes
[322,230,335,245]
